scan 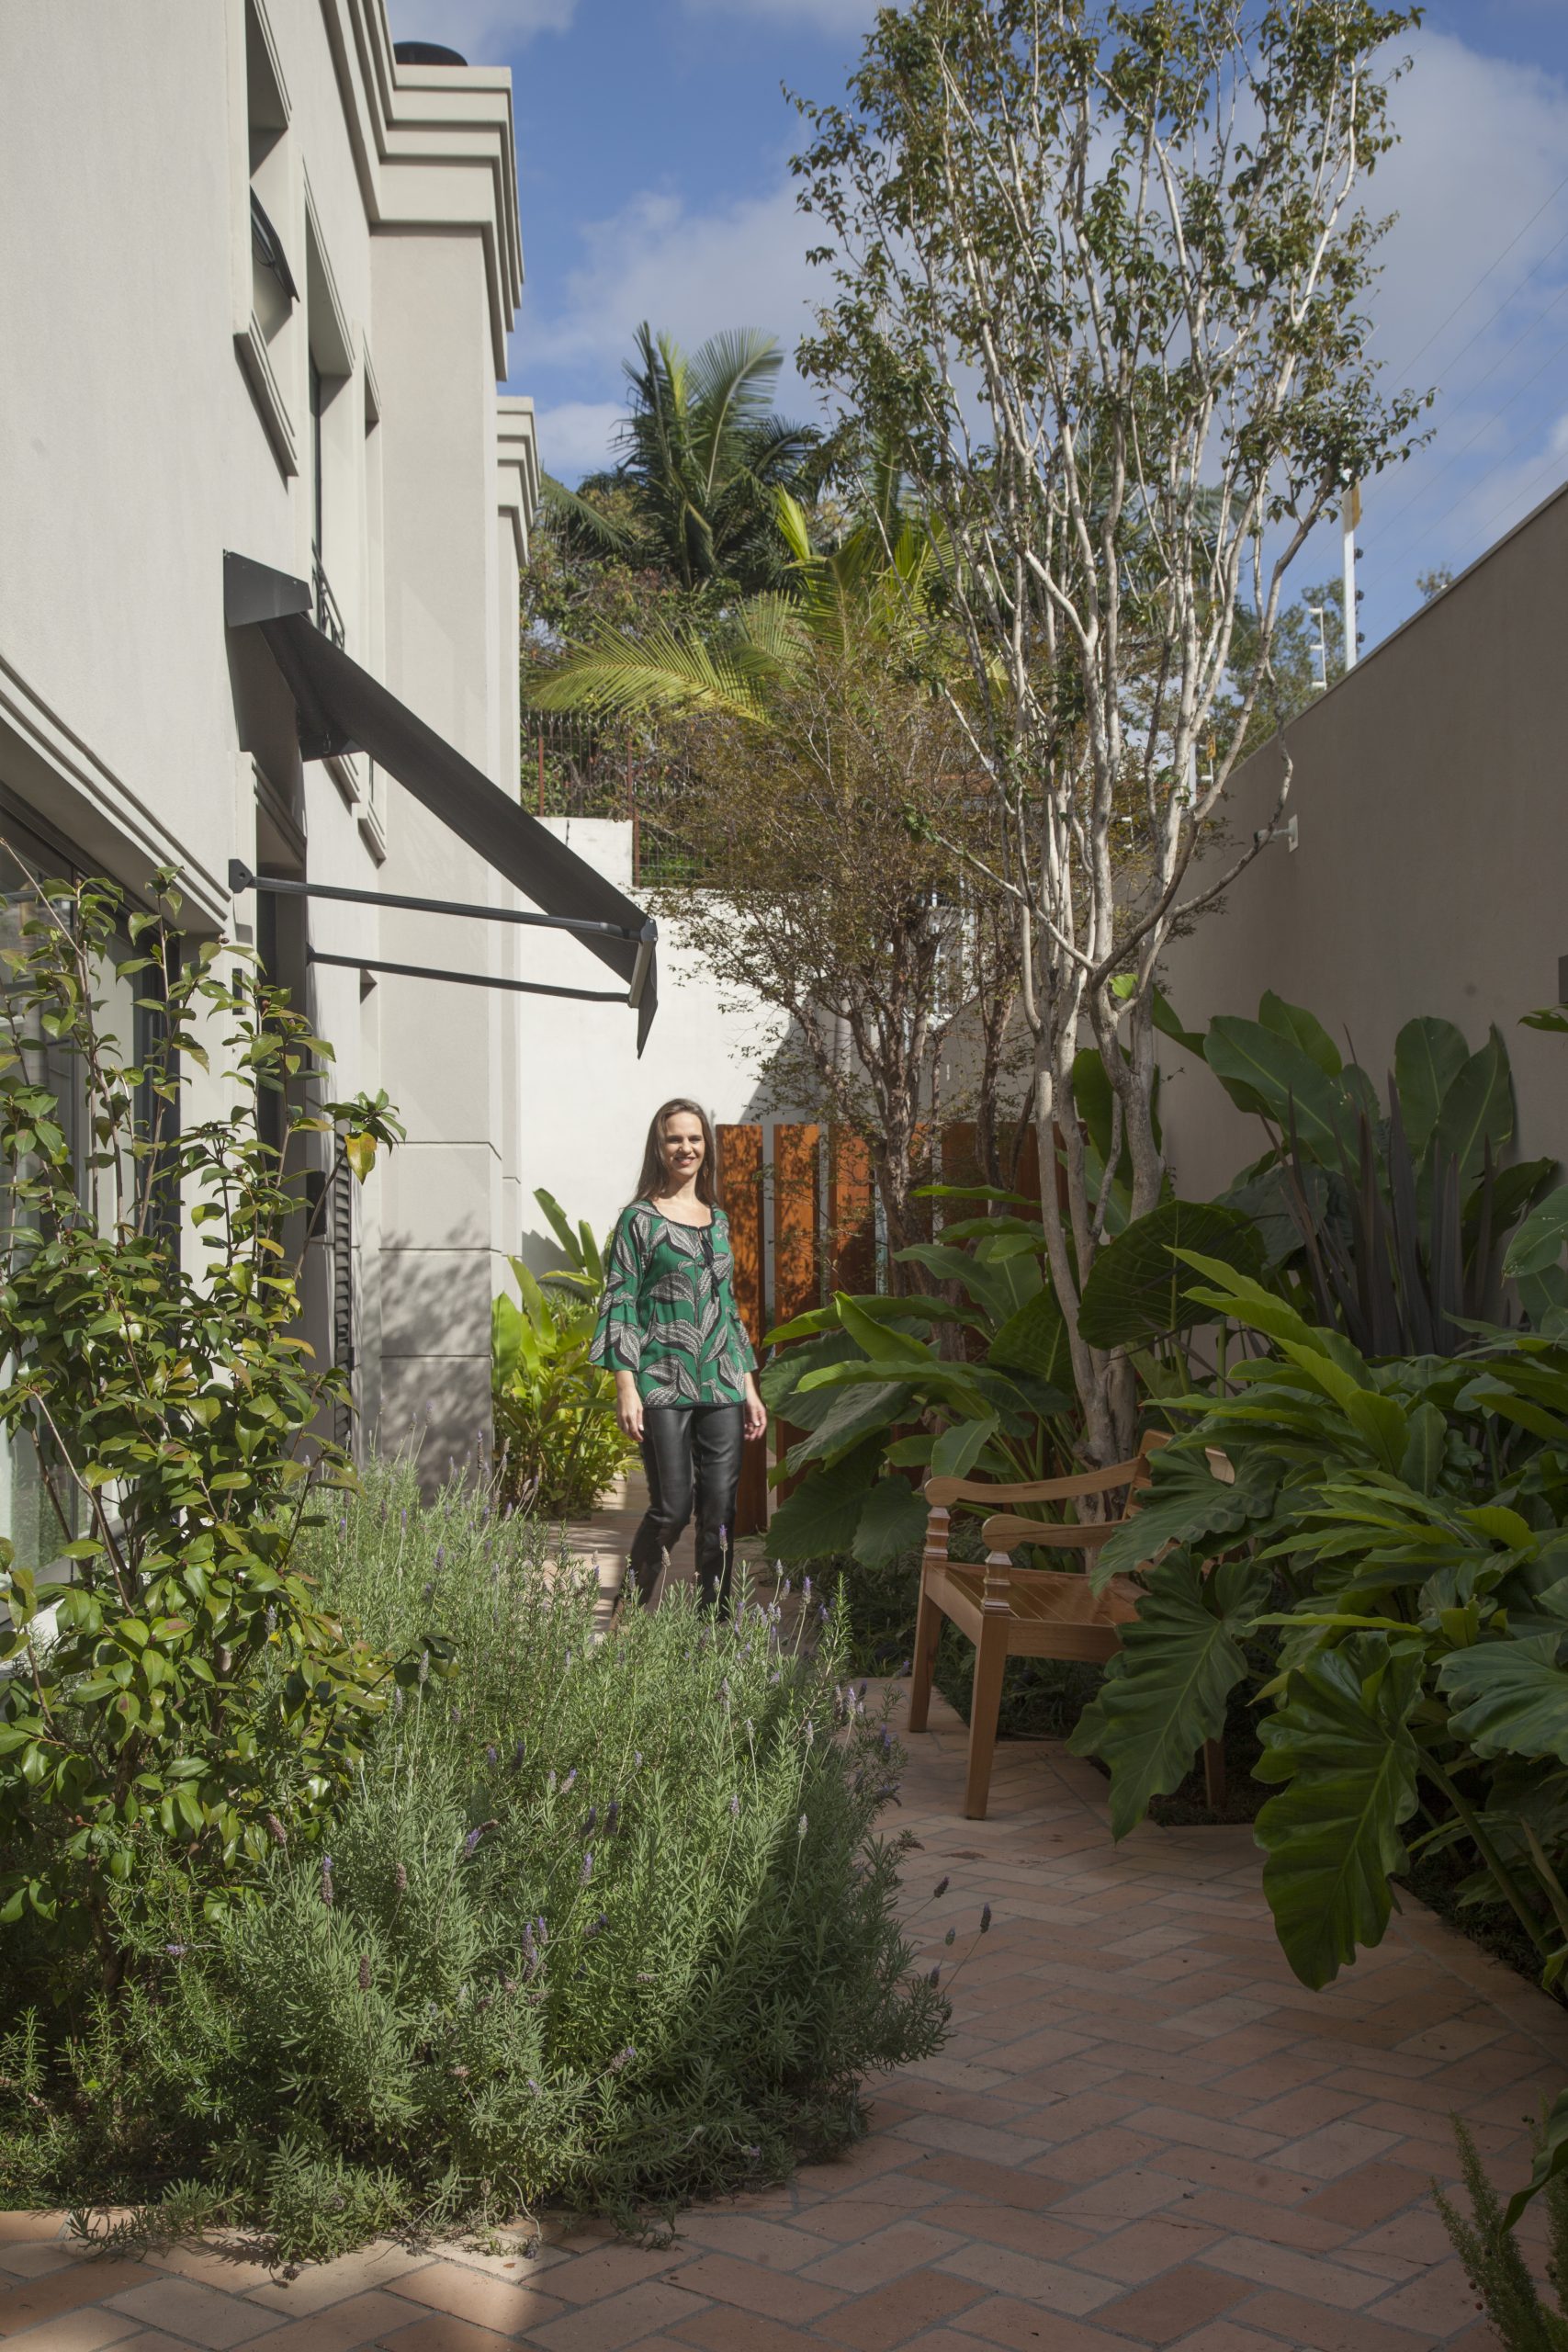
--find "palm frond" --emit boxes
[537,472,637,558]
[527,616,791,725]
[688,330,784,503]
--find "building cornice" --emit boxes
[317,0,524,379]
[497,395,540,566]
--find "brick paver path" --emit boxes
[6,1681,1564,2351]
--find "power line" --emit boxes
[1388,384,1568,574]
[1390,159,1568,381]
[1370,279,1568,549]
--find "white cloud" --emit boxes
[681,0,878,28]
[1351,31,1568,610]
[384,0,575,58]
[531,399,624,480]
[522,175,835,443]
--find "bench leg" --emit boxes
[1202,1736,1227,1812]
[964,1615,1009,1820]
[908,1572,942,1733]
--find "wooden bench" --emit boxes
[908,1444,1163,1820]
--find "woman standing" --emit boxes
[591,1099,766,1612]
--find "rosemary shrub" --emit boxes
[0,1459,945,2256]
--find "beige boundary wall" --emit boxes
[1156,481,1568,1203]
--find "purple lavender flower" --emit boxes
[928,1964,941,1986]
[547,1770,557,1795]
[434,1544,446,1570]
[394,1862,408,1893]
[521,1921,537,1968]
[164,1941,187,1959]
[527,2076,542,2094]
[604,1800,619,1834]
[797,1814,807,1838]
[423,1580,434,1601]
[933,1875,949,1898]
[581,1806,597,1837]
[561,1767,577,1793]
[980,1904,992,1934]
[580,1849,593,1885]
[320,1856,334,1906]
[802,1576,811,1600]
[512,1741,525,1770]
[944,1927,956,1946]
[586,1913,607,1939]
[729,1792,739,1817]
[462,1826,483,1859]
[609,2044,636,2072]
[486,1744,499,1767]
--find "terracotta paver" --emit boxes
[12,1679,1566,2349]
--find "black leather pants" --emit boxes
[628,1403,744,1611]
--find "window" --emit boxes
[0,810,184,1581]
[234,0,298,474]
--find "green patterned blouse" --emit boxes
[591,1201,758,1408]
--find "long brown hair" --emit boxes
[635,1098,717,1207]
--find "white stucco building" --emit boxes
[0,0,657,1563]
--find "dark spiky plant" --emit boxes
[1436,2118,1568,2351]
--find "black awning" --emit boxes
[223,552,658,1050]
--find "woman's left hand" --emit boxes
[742,1377,767,1444]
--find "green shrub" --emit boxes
[0,1461,946,2254]
[492,1198,631,1518]
[0,860,406,1996]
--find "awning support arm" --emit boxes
[229,860,648,949]
[304,947,629,1004]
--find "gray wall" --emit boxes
[1158,482,1568,1203]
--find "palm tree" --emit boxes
[527,459,946,725]
[541,323,819,597]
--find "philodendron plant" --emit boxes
[759,1179,1265,1566]
[1075,1254,1568,1999]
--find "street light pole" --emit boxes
[1342,481,1361,673]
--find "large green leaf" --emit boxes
[1254,1635,1422,1989]
[767,1441,883,1562]
[897,1238,1042,1326]
[1095,1442,1280,1588]
[852,1475,930,1568]
[930,1413,999,1479]
[1433,1026,1514,1189]
[1438,1634,1568,1764]
[784,1379,913,1474]
[1203,1016,1354,1162]
[987,1282,1071,1387]
[1070,1554,1268,1838]
[1259,991,1342,1078]
[1077,1200,1266,1350]
[1393,1017,1470,1156]
[1218,1159,1329,1268]
[759,1330,857,1423]
[1505,1183,1568,1280]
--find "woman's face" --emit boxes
[660,1111,705,1186]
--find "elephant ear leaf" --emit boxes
[1434,1025,1514,1189]
[1069,1553,1268,1838]
[1259,991,1342,1078]
[852,1475,930,1569]
[1438,1634,1568,1766]
[1393,1017,1469,1156]
[1077,1200,1265,1351]
[987,1282,1071,1388]
[766,1440,882,1562]
[1505,1184,1568,1282]
[1254,1634,1422,1990]
[1094,1443,1279,1590]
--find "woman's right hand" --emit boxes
[615,1371,644,1442]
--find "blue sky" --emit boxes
[391,0,1568,651]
